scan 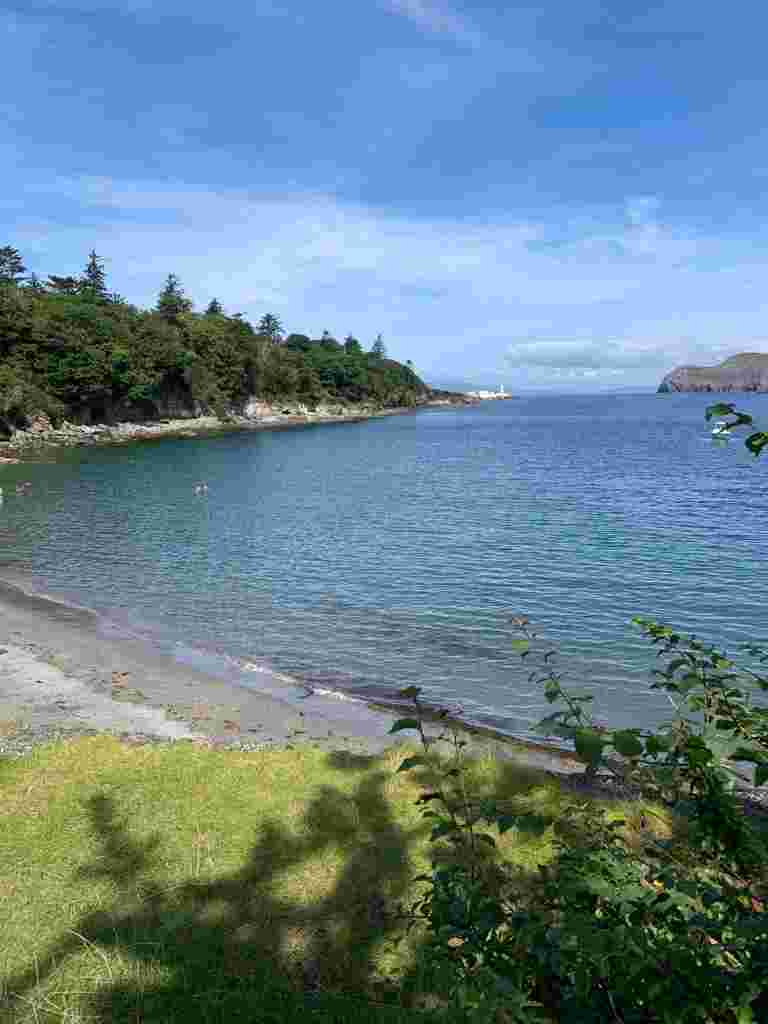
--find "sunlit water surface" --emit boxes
[2,393,766,739]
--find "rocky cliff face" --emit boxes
[658,353,768,393]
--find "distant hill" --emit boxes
[658,352,768,393]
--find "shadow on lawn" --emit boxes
[1,751,560,1023]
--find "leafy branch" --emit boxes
[705,402,768,457]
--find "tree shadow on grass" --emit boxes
[1,759,436,1023]
[0,749,567,1024]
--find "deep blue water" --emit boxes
[1,393,767,739]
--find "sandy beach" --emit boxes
[0,576,588,774]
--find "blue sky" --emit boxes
[4,0,768,390]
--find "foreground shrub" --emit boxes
[394,621,768,1022]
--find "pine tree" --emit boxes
[156,273,193,320]
[79,250,107,297]
[258,312,283,341]
[0,245,26,285]
[344,335,362,354]
[370,334,386,359]
[205,298,224,316]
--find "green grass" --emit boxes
[0,737,655,1023]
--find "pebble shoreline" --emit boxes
[0,397,472,456]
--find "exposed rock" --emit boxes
[4,400,419,451]
[26,412,53,433]
[424,389,481,406]
[658,353,768,393]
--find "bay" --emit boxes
[1,392,766,740]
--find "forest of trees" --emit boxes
[0,246,429,432]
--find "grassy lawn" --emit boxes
[0,736,652,1023]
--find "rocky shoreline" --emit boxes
[0,397,454,458]
[0,394,478,458]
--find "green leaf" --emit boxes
[705,402,735,421]
[574,728,606,769]
[755,763,768,788]
[496,815,518,834]
[544,680,561,703]
[645,734,672,756]
[397,686,422,700]
[745,431,768,457]
[430,820,459,841]
[389,717,420,734]
[475,833,496,847]
[397,755,428,772]
[733,412,754,426]
[612,730,644,758]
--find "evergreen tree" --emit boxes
[0,245,26,285]
[156,273,193,320]
[344,335,362,355]
[371,334,386,359]
[79,250,107,297]
[205,298,224,316]
[285,333,311,351]
[258,312,283,341]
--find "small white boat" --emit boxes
[711,420,732,437]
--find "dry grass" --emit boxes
[0,736,659,1022]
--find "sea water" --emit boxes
[1,392,766,739]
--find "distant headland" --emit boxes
[658,353,768,393]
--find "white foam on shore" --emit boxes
[308,686,365,703]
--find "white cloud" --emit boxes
[13,176,768,388]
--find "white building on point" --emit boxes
[466,384,508,400]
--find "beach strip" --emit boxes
[0,577,587,775]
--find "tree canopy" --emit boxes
[0,246,429,434]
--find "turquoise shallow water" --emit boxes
[1,393,767,739]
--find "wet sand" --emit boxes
[0,577,586,773]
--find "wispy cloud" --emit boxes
[11,175,768,388]
[382,0,477,44]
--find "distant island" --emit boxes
[658,353,768,393]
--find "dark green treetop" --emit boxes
[320,330,340,349]
[156,273,193,320]
[205,298,224,316]
[0,245,26,284]
[79,250,107,298]
[370,334,386,359]
[344,335,362,354]
[257,313,283,341]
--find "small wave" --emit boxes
[307,686,365,703]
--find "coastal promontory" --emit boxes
[658,352,768,393]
